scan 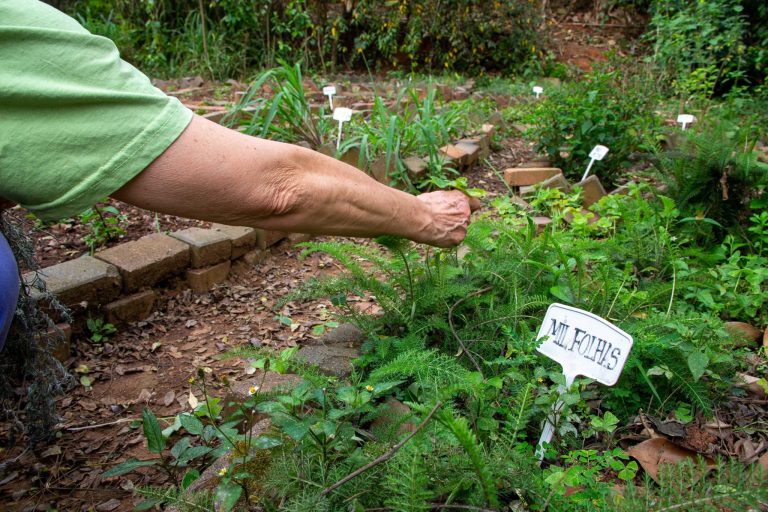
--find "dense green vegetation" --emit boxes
[30,0,767,509]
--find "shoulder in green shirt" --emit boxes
[0,0,192,220]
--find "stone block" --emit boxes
[287,233,314,245]
[201,111,226,124]
[170,227,231,268]
[610,183,633,196]
[453,87,470,100]
[577,175,607,208]
[403,156,428,180]
[25,256,121,308]
[533,216,553,233]
[296,323,365,378]
[96,233,190,292]
[340,147,363,170]
[460,136,489,161]
[487,112,503,126]
[254,229,287,250]
[455,141,480,169]
[105,290,156,326]
[211,224,257,259]
[520,173,571,197]
[504,167,563,187]
[186,260,231,294]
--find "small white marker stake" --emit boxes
[333,107,352,150]
[677,114,694,131]
[534,303,633,461]
[323,86,336,110]
[533,85,543,99]
[581,144,609,181]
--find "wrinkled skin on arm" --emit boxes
[113,115,474,247]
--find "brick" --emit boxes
[518,156,552,168]
[481,123,496,139]
[187,260,231,294]
[440,144,469,168]
[254,229,287,250]
[105,290,156,326]
[170,227,231,268]
[95,233,190,292]
[610,184,632,196]
[520,173,571,197]
[504,167,563,187]
[369,156,395,185]
[533,216,553,233]
[211,224,257,259]
[455,141,479,169]
[577,175,607,208]
[25,256,121,308]
[453,87,469,100]
[340,147,363,170]
[403,156,428,180]
[288,233,313,245]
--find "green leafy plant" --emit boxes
[78,204,126,255]
[86,317,116,343]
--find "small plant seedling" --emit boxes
[532,85,543,98]
[333,107,353,150]
[676,114,695,130]
[581,144,609,181]
[87,317,117,343]
[323,85,336,110]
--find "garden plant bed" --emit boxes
[3,4,768,510]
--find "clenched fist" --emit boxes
[414,190,478,248]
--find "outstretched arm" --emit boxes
[113,115,472,247]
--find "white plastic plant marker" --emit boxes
[323,85,337,110]
[533,85,543,99]
[534,303,633,460]
[581,144,609,181]
[333,107,353,150]
[677,114,694,130]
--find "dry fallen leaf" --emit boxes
[758,451,768,472]
[627,437,716,483]
[188,391,199,409]
[163,390,176,407]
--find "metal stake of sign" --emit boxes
[581,145,609,181]
[323,85,337,110]
[533,85,543,99]
[677,114,694,131]
[533,303,633,461]
[333,107,352,150]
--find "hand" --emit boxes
[415,190,476,248]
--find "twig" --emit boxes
[66,417,138,432]
[320,401,443,496]
[448,287,492,376]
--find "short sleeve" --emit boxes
[0,0,193,221]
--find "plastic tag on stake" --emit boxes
[323,86,337,110]
[677,114,694,130]
[534,303,633,460]
[532,85,543,98]
[581,144,609,181]
[333,107,353,150]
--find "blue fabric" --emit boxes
[0,233,19,349]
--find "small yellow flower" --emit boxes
[218,467,228,477]
[188,377,196,385]
[537,377,544,383]
[248,385,259,396]
[365,385,374,392]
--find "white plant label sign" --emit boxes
[677,114,694,130]
[323,85,337,110]
[333,107,353,149]
[535,303,633,459]
[532,85,543,98]
[581,145,610,181]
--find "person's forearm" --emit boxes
[114,115,470,247]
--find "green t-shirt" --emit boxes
[0,0,192,221]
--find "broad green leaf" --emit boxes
[687,351,709,382]
[101,458,158,478]
[253,436,283,449]
[162,415,182,437]
[178,445,213,463]
[180,413,204,435]
[214,480,242,512]
[182,468,200,490]
[142,408,166,454]
[170,437,191,459]
[134,498,163,511]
